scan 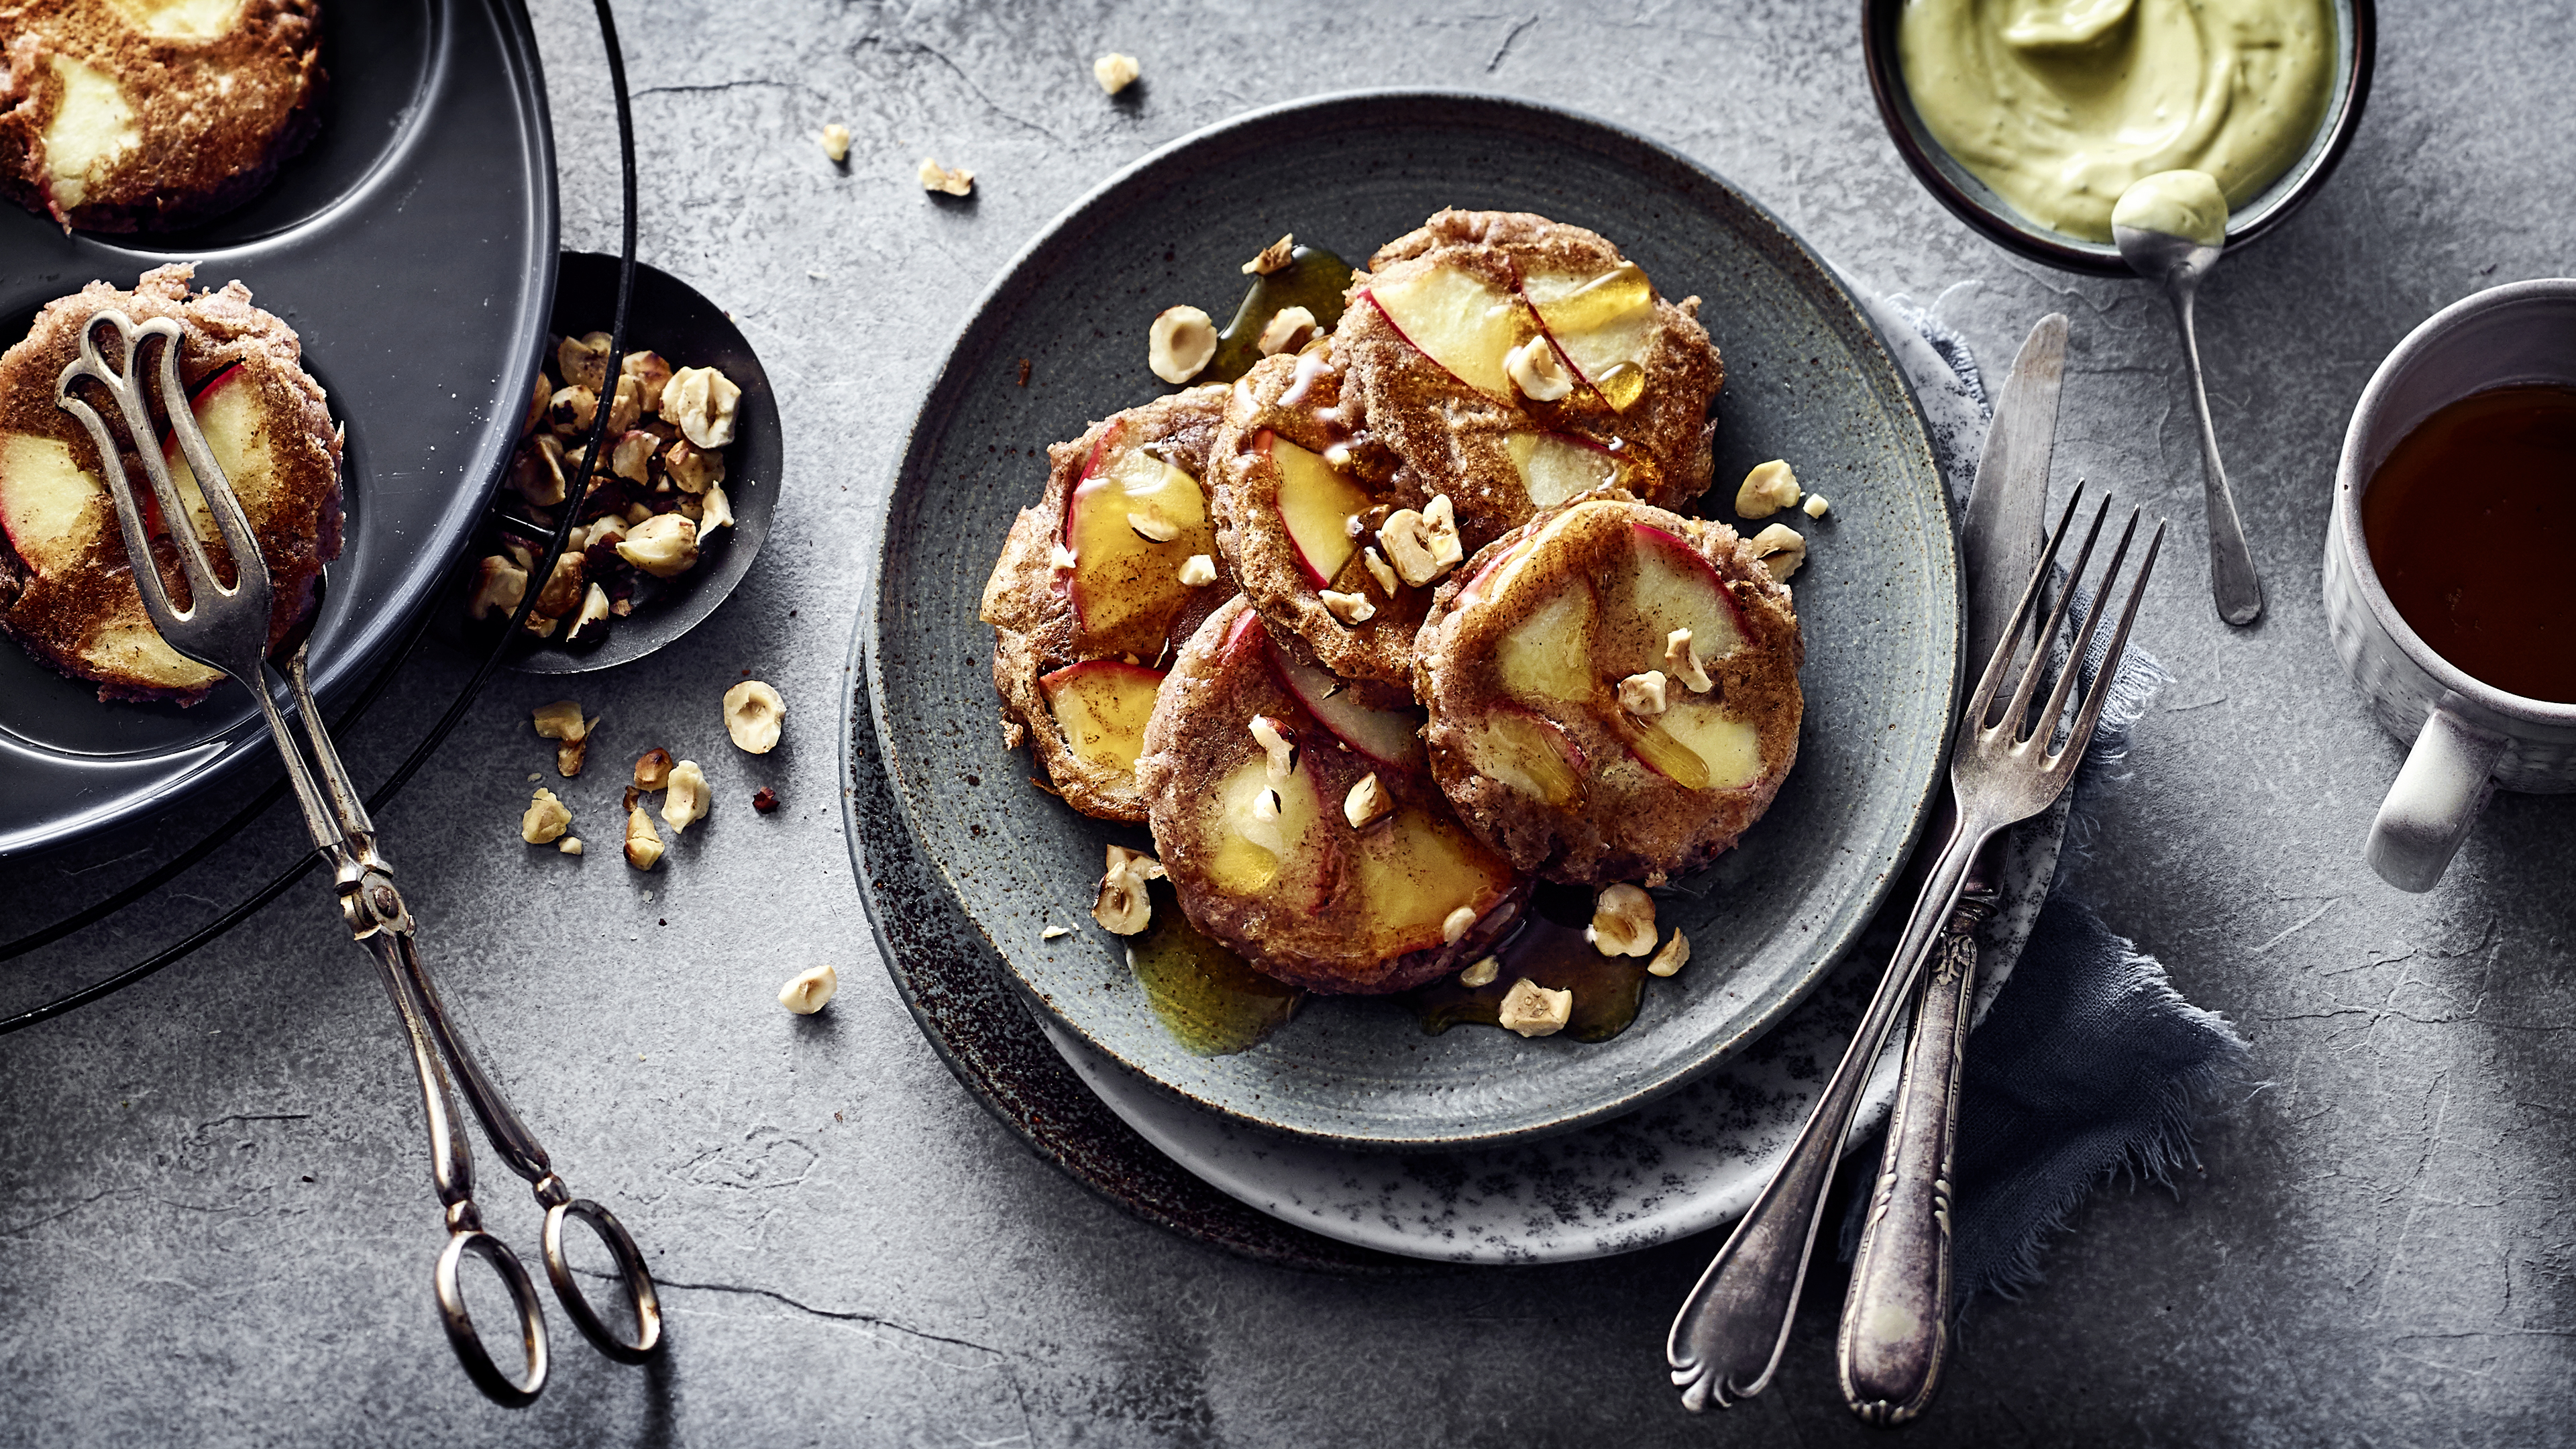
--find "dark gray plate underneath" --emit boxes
[0,0,557,858]
[866,90,1959,1150]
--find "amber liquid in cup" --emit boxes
[2362,384,2576,704]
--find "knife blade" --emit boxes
[1835,313,2068,1426]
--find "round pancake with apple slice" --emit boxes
[1415,495,1802,886]
[0,0,326,233]
[1137,596,1529,996]
[0,263,342,704]
[979,385,1239,823]
[1334,208,1721,551]
[1205,345,1436,687]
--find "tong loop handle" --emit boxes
[544,1197,665,1362]
[436,1229,549,1409]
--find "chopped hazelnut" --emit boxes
[1589,883,1657,957]
[1148,305,1217,384]
[1735,460,1801,519]
[557,837,584,856]
[1421,495,1464,574]
[664,438,725,494]
[1257,306,1319,356]
[916,157,973,196]
[779,964,838,1014]
[1505,336,1573,402]
[605,373,645,434]
[724,680,787,753]
[521,788,571,845]
[1665,627,1714,693]
[751,786,780,813]
[634,748,674,790]
[1344,771,1393,830]
[523,370,553,436]
[610,429,659,484]
[1379,495,1462,588]
[616,514,700,578]
[700,484,735,539]
[548,384,598,435]
[1319,589,1375,625]
[1648,929,1692,977]
[1748,523,1807,582]
[1618,670,1670,716]
[624,806,664,868]
[557,738,589,777]
[1248,714,1297,782]
[1498,978,1572,1038]
[566,582,612,642]
[1049,542,1077,571]
[510,439,567,506]
[1242,234,1294,276]
[1092,844,1165,934]
[532,700,590,742]
[621,350,675,413]
[1092,52,1140,95]
[1128,508,1180,542]
[1458,956,1499,988]
[535,552,585,618]
[1040,924,1071,941]
[1442,905,1479,945]
[662,366,741,449]
[467,555,528,621]
[1803,493,1831,519]
[780,964,839,1014]
[1360,546,1397,596]
[1177,553,1218,587]
[661,760,710,833]
[556,332,612,391]
[818,123,851,162]
[622,501,654,526]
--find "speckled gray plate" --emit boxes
[867,90,1957,1151]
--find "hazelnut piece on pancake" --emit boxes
[1207,346,1433,686]
[1137,597,1529,996]
[979,386,1237,822]
[0,264,342,704]
[0,0,325,233]
[1336,208,1723,544]
[1415,495,1802,886]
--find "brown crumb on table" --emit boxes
[1017,358,1032,387]
[752,787,780,813]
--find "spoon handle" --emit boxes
[2167,282,2264,625]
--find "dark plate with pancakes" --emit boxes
[0,0,555,857]
[856,91,1963,1151]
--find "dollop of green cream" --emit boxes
[2112,168,2229,246]
[1898,0,2334,243]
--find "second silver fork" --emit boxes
[1667,486,2164,1412]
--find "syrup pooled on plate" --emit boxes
[1203,245,1354,384]
[2362,384,2576,704]
[1411,882,1652,1044]
[1126,881,1303,1056]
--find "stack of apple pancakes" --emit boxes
[982,209,1803,998]
[0,264,343,703]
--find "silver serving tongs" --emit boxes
[56,310,663,1407]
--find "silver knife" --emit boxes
[1835,314,2068,1425]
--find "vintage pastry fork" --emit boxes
[1667,486,2163,1411]
[56,309,663,1407]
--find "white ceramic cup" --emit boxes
[2325,278,2576,892]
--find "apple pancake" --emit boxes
[1334,209,1721,548]
[0,0,325,233]
[1415,495,1802,886]
[0,264,343,704]
[1137,596,1529,994]
[979,386,1238,822]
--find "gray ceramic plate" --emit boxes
[866,90,1957,1151]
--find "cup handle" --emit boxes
[2366,695,2507,892]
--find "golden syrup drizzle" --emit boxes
[1411,883,1651,1043]
[1205,246,1356,384]
[1127,881,1303,1056]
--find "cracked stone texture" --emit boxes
[3,1,2573,1444]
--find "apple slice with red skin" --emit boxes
[0,432,105,574]
[1038,659,1165,778]
[1061,417,1216,655]
[156,363,262,544]
[1260,429,1370,588]
[1267,641,1428,775]
[1464,705,1587,808]
[1626,522,1750,665]
[1360,265,1531,401]
[1506,430,1620,509]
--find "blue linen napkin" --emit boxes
[1840,288,2253,1315]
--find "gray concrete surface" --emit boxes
[5,1,2573,1443]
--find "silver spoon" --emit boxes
[2115,176,2263,626]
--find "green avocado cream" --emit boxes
[2112,168,2229,245]
[1898,0,2334,243]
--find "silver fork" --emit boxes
[56,309,663,1407]
[1667,485,2163,1411]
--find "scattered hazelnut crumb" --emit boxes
[1736,459,1802,519]
[780,964,838,1015]
[1618,671,1670,717]
[526,772,541,783]
[1256,305,1318,356]
[558,837,584,856]
[1665,628,1714,693]
[1648,928,1692,977]
[1587,883,1657,957]
[1049,542,1077,571]
[1242,234,1295,276]
[1093,844,1165,934]
[1803,493,1831,519]
[1442,905,1479,945]
[819,123,851,163]
[1127,508,1180,542]
[557,737,590,777]
[634,748,674,791]
[1017,358,1032,387]
[1748,523,1807,582]
[1177,553,1218,587]
[532,700,589,742]
[1344,772,1394,830]
[724,680,788,753]
[521,788,572,845]
[1041,924,1072,941]
[623,806,664,869]
[467,555,527,621]
[1458,956,1499,989]
[917,157,973,196]
[1148,305,1217,384]
[1248,714,1298,782]
[1360,546,1397,596]
[1505,335,1573,402]
[662,761,711,833]
[1320,589,1375,625]
[751,786,780,813]
[1092,52,1140,95]
[1499,978,1573,1038]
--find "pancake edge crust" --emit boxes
[1415,495,1804,886]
